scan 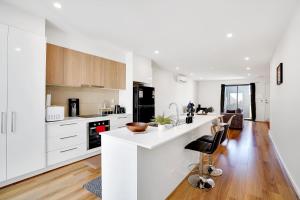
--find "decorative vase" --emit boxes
[158,124,166,131]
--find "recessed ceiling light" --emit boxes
[246,67,251,71]
[15,47,21,52]
[199,77,203,80]
[244,57,250,61]
[190,73,194,76]
[175,67,180,71]
[247,73,251,76]
[154,50,159,54]
[226,33,233,38]
[53,2,62,9]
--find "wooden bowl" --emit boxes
[126,122,148,133]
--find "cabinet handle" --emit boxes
[81,84,90,87]
[11,112,16,133]
[117,117,128,119]
[60,135,78,140]
[60,123,77,126]
[1,112,6,134]
[118,126,126,128]
[60,147,78,153]
[91,85,104,88]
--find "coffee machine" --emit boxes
[68,98,79,117]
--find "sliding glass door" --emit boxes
[224,84,252,119]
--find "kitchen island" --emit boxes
[101,114,220,200]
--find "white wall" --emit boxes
[270,4,300,196]
[46,22,127,63]
[197,76,270,121]
[119,52,133,114]
[132,54,152,85]
[152,64,197,116]
[0,2,45,36]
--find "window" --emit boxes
[224,84,252,119]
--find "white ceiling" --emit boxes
[4,0,299,80]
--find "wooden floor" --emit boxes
[168,122,299,200]
[0,122,298,200]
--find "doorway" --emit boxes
[224,84,252,120]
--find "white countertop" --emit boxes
[102,114,220,149]
[46,113,132,125]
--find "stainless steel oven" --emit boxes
[88,120,110,150]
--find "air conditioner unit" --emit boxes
[176,75,187,83]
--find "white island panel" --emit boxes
[102,115,219,200]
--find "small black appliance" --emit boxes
[68,98,79,117]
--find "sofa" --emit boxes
[222,109,244,129]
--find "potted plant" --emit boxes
[153,115,172,131]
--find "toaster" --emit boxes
[46,106,65,122]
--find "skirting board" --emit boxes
[0,150,101,188]
[269,130,300,198]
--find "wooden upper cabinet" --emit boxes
[103,59,117,89]
[46,44,64,85]
[103,59,126,89]
[116,62,126,89]
[80,53,93,86]
[92,56,105,87]
[46,43,126,89]
[63,48,86,87]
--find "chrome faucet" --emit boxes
[169,102,180,126]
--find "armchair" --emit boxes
[222,109,244,129]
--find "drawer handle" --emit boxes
[60,135,78,140]
[117,117,128,119]
[60,147,78,153]
[60,123,78,126]
[118,126,126,128]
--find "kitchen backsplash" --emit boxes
[46,86,119,116]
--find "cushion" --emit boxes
[226,109,236,113]
[236,108,243,114]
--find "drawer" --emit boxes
[110,115,133,129]
[47,143,86,166]
[47,122,86,138]
[47,131,86,152]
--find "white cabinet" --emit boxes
[0,24,8,183]
[47,144,86,166]
[133,54,152,84]
[110,114,133,130]
[0,25,46,181]
[46,121,87,166]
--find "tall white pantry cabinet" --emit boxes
[0,23,46,183]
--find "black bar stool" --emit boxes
[195,126,226,177]
[185,129,224,189]
[197,115,235,176]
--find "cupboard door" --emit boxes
[63,48,84,87]
[46,44,64,85]
[92,56,105,87]
[7,27,46,179]
[116,62,126,89]
[0,24,8,182]
[80,53,93,86]
[103,59,117,89]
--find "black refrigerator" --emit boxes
[133,86,155,122]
